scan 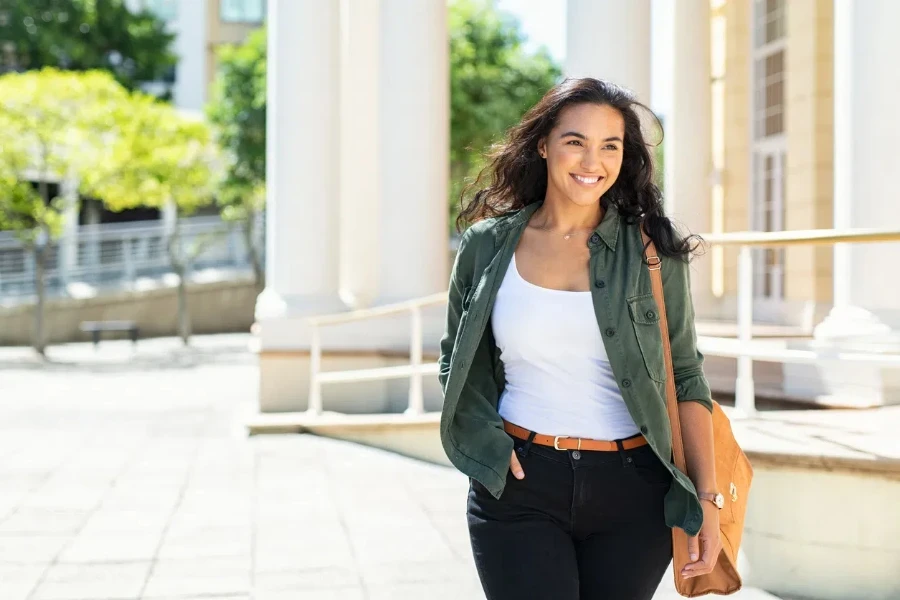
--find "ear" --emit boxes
[537,138,546,159]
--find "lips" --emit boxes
[571,173,603,186]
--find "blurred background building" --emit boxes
[128,0,264,111]
[255,0,900,414]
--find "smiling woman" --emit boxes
[457,78,698,260]
[441,78,725,600]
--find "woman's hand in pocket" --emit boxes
[510,450,525,479]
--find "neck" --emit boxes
[531,197,604,234]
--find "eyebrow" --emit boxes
[559,131,623,143]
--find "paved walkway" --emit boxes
[0,335,783,599]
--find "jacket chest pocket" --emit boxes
[627,294,666,383]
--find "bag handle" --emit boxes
[639,227,687,474]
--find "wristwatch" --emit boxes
[698,492,725,509]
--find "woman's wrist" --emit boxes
[692,477,717,493]
[686,467,717,495]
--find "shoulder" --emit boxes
[453,210,519,282]
[457,209,519,253]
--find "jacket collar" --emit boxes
[493,200,620,251]
[594,200,620,251]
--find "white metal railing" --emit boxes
[700,227,900,415]
[0,214,263,299]
[304,227,900,418]
[306,292,448,415]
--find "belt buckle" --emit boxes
[553,435,569,450]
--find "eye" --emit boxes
[605,144,620,151]
[567,140,583,146]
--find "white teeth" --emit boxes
[573,175,600,184]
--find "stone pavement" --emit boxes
[0,334,783,599]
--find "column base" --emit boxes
[781,305,900,408]
[813,305,900,352]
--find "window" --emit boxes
[142,0,177,21]
[220,0,266,23]
[752,153,785,298]
[753,0,786,140]
[750,0,787,299]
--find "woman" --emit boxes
[438,78,722,599]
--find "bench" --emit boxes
[79,320,140,347]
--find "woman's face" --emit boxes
[537,103,625,208]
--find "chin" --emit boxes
[568,192,606,207]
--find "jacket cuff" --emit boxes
[675,375,713,412]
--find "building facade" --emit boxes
[131,0,264,112]
[257,0,900,411]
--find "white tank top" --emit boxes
[491,253,640,440]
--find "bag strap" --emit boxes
[639,227,688,473]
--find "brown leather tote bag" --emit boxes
[642,230,754,597]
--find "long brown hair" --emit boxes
[456,77,699,259]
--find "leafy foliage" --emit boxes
[206,26,266,210]
[0,0,177,93]
[0,67,218,349]
[84,93,218,215]
[205,26,266,285]
[0,67,132,354]
[449,0,562,226]
[0,68,128,240]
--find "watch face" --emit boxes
[714,493,725,509]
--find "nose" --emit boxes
[580,147,603,172]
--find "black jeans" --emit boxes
[467,433,673,600]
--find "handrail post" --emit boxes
[406,304,424,415]
[735,245,756,416]
[308,325,323,415]
[123,238,136,283]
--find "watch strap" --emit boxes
[698,492,724,509]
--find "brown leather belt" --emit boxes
[503,420,648,452]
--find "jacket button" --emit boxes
[605,328,616,337]
[595,279,606,288]
[640,425,648,434]
[589,233,601,244]
[646,310,656,319]
[622,379,632,388]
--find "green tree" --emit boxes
[0,0,176,94]
[83,92,220,346]
[449,0,562,226]
[205,26,266,288]
[0,68,129,355]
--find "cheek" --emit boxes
[604,157,624,183]
[551,150,580,174]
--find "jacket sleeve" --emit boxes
[438,228,472,393]
[661,255,713,412]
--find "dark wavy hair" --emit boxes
[456,77,701,260]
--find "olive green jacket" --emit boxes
[438,201,712,536]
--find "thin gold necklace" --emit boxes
[532,224,596,240]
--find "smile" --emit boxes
[571,173,603,186]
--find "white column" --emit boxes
[377,0,449,304]
[171,0,207,111]
[58,176,79,288]
[814,0,900,348]
[565,0,651,102]
[162,199,177,234]
[255,0,343,347]
[665,0,714,316]
[338,0,381,309]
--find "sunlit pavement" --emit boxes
[0,334,782,599]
